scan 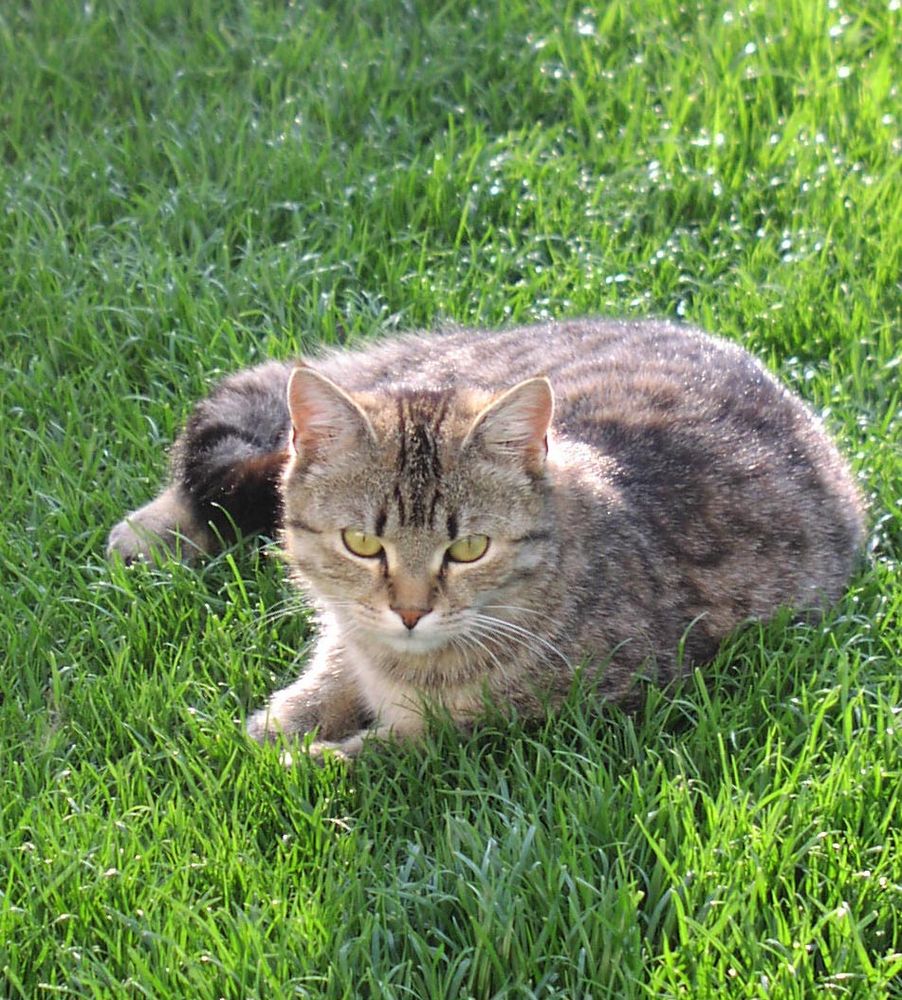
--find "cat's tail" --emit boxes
[108,361,293,562]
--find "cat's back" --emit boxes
[324,319,860,519]
[333,317,836,467]
[323,316,779,417]
[493,319,865,629]
[216,318,856,522]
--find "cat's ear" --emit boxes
[463,377,554,472]
[287,366,375,458]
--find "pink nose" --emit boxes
[394,607,430,630]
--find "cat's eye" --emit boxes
[342,528,383,558]
[446,534,490,563]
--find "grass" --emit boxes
[1,0,900,995]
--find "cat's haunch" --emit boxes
[109,318,865,758]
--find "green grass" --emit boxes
[1,0,900,996]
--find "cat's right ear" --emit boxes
[287,366,375,459]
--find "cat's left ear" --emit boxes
[463,377,554,473]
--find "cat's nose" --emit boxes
[393,607,430,630]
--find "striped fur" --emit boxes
[108,318,865,757]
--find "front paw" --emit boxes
[246,706,288,744]
[281,740,355,766]
[246,705,329,752]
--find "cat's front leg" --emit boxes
[267,663,430,761]
[246,644,367,745]
[300,664,436,759]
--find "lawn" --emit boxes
[1,0,900,996]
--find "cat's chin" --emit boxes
[370,630,451,656]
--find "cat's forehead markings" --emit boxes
[392,389,453,529]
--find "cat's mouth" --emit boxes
[339,606,455,655]
[360,609,454,655]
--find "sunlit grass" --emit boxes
[1,0,899,996]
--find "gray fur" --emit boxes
[108,318,865,757]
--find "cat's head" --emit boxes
[280,365,557,657]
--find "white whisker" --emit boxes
[460,631,507,675]
[466,621,550,667]
[235,599,310,638]
[448,636,475,677]
[481,603,568,630]
[470,613,571,668]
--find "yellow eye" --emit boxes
[342,529,383,558]
[447,534,490,563]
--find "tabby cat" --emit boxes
[108,318,865,757]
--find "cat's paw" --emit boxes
[246,706,281,744]
[246,706,324,748]
[282,740,355,766]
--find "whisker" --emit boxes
[256,603,307,626]
[481,603,568,630]
[235,600,310,639]
[235,594,364,641]
[466,621,547,665]
[475,611,564,644]
[466,620,557,665]
[448,636,475,677]
[460,631,508,675]
[470,614,572,668]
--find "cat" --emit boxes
[108,318,865,758]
